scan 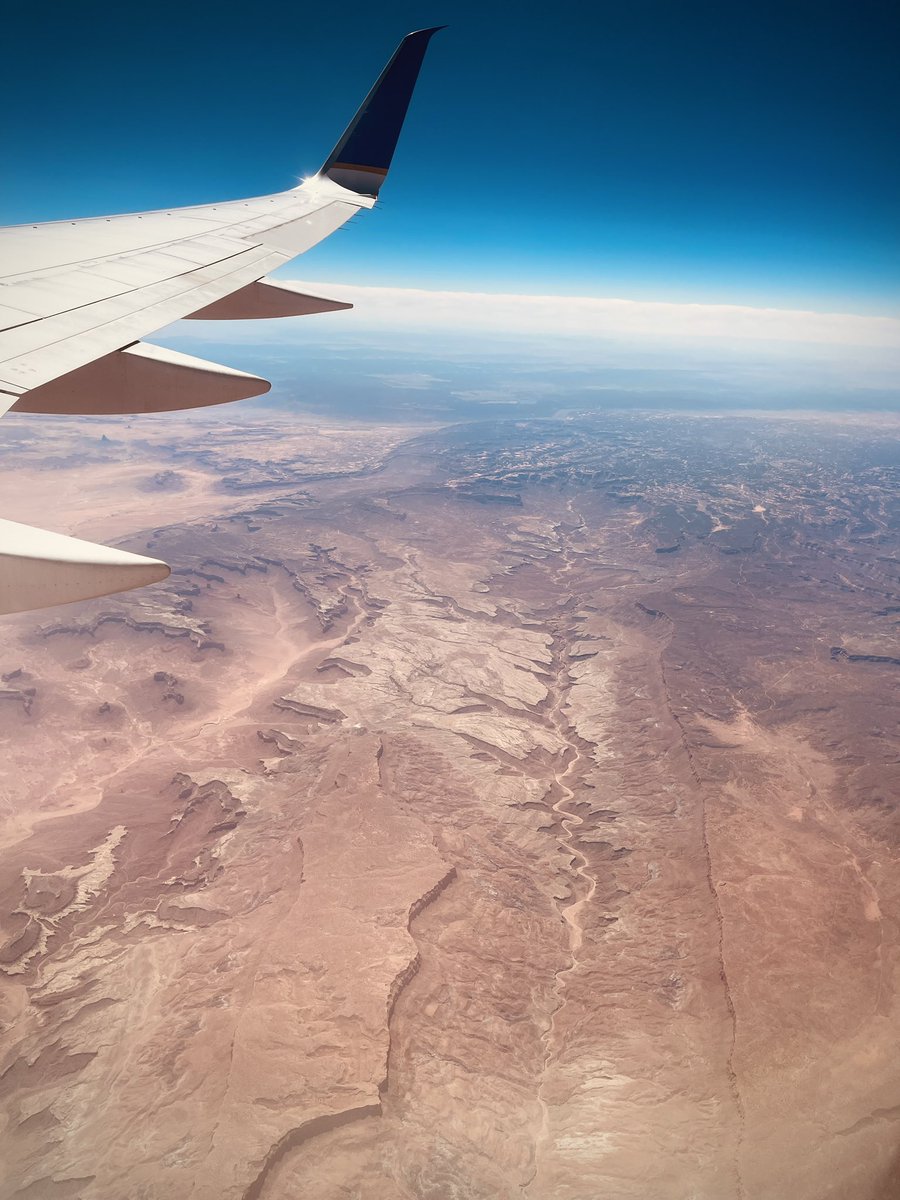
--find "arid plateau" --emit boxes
[0,408,899,1199]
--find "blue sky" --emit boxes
[3,1,898,317]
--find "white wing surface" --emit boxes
[0,27,442,614]
[0,519,169,614]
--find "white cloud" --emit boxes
[276,280,900,350]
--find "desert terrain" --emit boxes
[0,407,898,1199]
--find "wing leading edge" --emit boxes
[0,27,443,615]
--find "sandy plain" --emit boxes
[0,409,898,1199]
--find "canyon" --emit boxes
[0,409,898,1199]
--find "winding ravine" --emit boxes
[525,530,602,1192]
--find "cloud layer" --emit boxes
[282,280,900,350]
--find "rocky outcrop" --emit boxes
[0,685,35,713]
[39,606,225,650]
[831,646,900,667]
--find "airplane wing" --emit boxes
[0,27,443,615]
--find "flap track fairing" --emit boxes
[11,343,270,416]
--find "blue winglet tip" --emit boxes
[320,26,447,194]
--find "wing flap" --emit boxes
[0,518,170,615]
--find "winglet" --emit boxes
[319,27,445,196]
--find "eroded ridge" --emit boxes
[240,865,459,1200]
[658,627,748,1200]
